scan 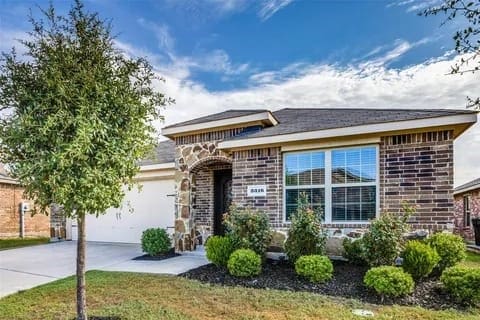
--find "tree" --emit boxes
[0,1,170,319]
[421,0,480,109]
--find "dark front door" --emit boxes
[214,169,232,236]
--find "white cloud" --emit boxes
[258,0,295,21]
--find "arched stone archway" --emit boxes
[174,141,232,251]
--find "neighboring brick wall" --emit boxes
[232,147,284,228]
[0,182,50,238]
[453,190,480,241]
[380,130,454,231]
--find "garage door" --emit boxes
[72,179,175,243]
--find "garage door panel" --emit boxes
[73,179,174,243]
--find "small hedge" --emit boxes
[227,249,262,277]
[364,266,414,298]
[141,228,171,256]
[342,238,367,265]
[295,255,333,283]
[401,240,440,279]
[427,233,466,271]
[441,266,480,305]
[205,236,236,267]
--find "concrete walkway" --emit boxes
[0,241,208,298]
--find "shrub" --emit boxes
[141,228,171,256]
[295,255,333,283]
[361,203,413,266]
[342,238,367,265]
[227,249,262,277]
[224,206,272,256]
[401,240,440,279]
[441,266,480,304]
[364,266,415,298]
[205,236,236,267]
[285,194,326,263]
[427,233,467,271]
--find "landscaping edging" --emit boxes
[180,259,467,310]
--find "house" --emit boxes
[65,107,477,249]
[453,178,480,241]
[0,164,50,238]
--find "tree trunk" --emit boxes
[76,214,87,320]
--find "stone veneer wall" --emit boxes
[0,183,50,238]
[453,190,480,241]
[380,130,454,231]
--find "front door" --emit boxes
[213,169,232,235]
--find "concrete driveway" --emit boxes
[0,241,207,298]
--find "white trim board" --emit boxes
[162,111,278,137]
[219,113,477,150]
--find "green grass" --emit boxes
[0,271,478,320]
[0,237,50,250]
[461,251,480,268]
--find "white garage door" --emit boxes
[72,179,175,243]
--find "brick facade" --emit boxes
[380,130,454,231]
[173,128,458,250]
[453,189,480,241]
[0,182,50,238]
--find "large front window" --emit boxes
[284,145,378,223]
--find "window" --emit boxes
[284,146,378,223]
[464,195,471,227]
[285,151,325,220]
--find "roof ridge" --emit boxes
[276,107,476,113]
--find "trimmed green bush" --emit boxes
[364,266,415,298]
[427,233,467,271]
[342,238,367,265]
[285,194,326,263]
[295,255,333,283]
[361,207,412,267]
[224,206,272,256]
[141,228,171,256]
[227,249,262,277]
[401,240,440,279]
[205,236,236,267]
[441,266,480,304]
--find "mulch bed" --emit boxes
[180,259,464,310]
[132,248,180,261]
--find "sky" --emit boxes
[0,0,479,186]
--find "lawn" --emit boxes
[461,251,480,268]
[0,271,479,320]
[0,237,50,250]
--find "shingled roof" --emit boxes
[227,108,476,140]
[139,140,175,166]
[454,177,480,195]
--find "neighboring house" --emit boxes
[453,178,480,241]
[0,164,50,238]
[61,107,478,249]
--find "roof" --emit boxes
[139,140,175,166]
[227,108,477,140]
[454,177,480,195]
[0,163,17,184]
[163,109,270,129]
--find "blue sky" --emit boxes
[0,0,479,184]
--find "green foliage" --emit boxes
[0,1,169,218]
[285,193,326,263]
[364,266,415,298]
[224,206,272,256]
[294,255,333,283]
[427,233,467,271]
[227,249,262,277]
[361,204,413,266]
[141,228,171,256]
[401,240,440,280]
[342,238,367,266]
[441,266,480,305]
[205,236,236,267]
